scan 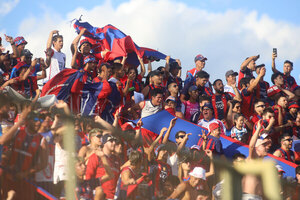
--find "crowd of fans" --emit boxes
[0,28,299,200]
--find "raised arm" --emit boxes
[248,120,262,160]
[146,127,167,161]
[271,52,279,73]
[46,30,59,50]
[147,62,152,74]
[165,56,171,72]
[248,67,265,93]
[71,28,86,55]
[96,148,114,183]
[5,34,19,58]
[204,150,214,178]
[176,59,182,77]
[162,117,177,144]
[240,55,259,72]
[36,58,47,80]
[177,133,192,154]
[278,86,296,100]
[138,56,146,78]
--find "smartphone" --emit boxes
[273,48,277,57]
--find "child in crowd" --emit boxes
[231,113,248,142]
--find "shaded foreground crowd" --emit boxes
[0,28,300,200]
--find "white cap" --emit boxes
[275,165,285,173]
[189,167,206,180]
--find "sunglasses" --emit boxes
[96,134,102,138]
[34,117,44,122]
[173,85,178,88]
[283,138,293,142]
[176,135,185,139]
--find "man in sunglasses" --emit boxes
[250,99,266,125]
[273,133,295,163]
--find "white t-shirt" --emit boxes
[197,118,226,135]
[224,84,236,95]
[43,48,66,84]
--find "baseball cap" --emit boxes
[209,122,220,132]
[79,38,92,50]
[165,96,176,103]
[169,62,181,70]
[190,145,201,151]
[255,64,265,69]
[288,101,299,109]
[189,167,206,180]
[202,103,213,110]
[275,165,285,173]
[225,70,238,78]
[267,85,281,97]
[188,85,198,92]
[14,36,27,47]
[83,55,97,65]
[101,134,117,145]
[194,54,207,62]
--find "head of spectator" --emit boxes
[209,122,221,138]
[129,150,143,168]
[127,66,138,80]
[113,137,123,156]
[149,70,163,85]
[279,133,293,151]
[275,165,285,179]
[75,157,86,179]
[239,77,253,90]
[255,135,271,158]
[283,60,293,75]
[26,111,43,134]
[225,70,238,86]
[276,95,288,109]
[231,100,241,113]
[234,113,245,130]
[111,62,124,80]
[232,153,246,166]
[168,82,179,97]
[271,72,284,87]
[188,85,199,101]
[202,103,214,121]
[156,144,169,162]
[79,38,92,55]
[52,34,63,51]
[262,107,275,121]
[296,165,300,184]
[0,52,11,71]
[20,49,33,65]
[102,134,117,156]
[245,56,257,71]
[288,101,299,116]
[194,54,207,71]
[198,95,211,111]
[175,131,187,145]
[83,55,97,72]
[255,64,266,75]
[188,167,206,187]
[150,88,163,106]
[89,128,103,147]
[163,175,180,198]
[14,36,27,52]
[97,62,112,80]
[0,94,10,120]
[165,96,176,110]
[195,71,209,88]
[254,99,266,116]
[213,79,224,95]
[169,62,181,77]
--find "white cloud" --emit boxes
[17,0,300,82]
[0,0,20,16]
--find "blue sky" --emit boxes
[1,0,299,83]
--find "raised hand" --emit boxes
[205,149,213,158]
[136,118,143,127]
[169,117,177,128]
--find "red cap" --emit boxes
[209,122,220,132]
[289,101,299,109]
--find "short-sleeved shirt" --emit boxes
[182,101,199,121]
[231,126,247,141]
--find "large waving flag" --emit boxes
[137,111,298,178]
[41,69,111,115]
[73,20,174,66]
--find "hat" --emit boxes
[202,103,213,110]
[275,165,285,173]
[101,134,117,145]
[79,38,92,50]
[209,122,220,132]
[83,55,97,65]
[267,85,281,97]
[169,62,181,70]
[190,145,201,151]
[194,54,207,62]
[288,101,299,109]
[165,96,176,103]
[225,70,238,78]
[21,49,33,58]
[189,167,206,180]
[188,85,198,92]
[14,36,27,47]
[149,70,163,77]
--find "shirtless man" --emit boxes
[167,167,206,200]
[243,120,271,200]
